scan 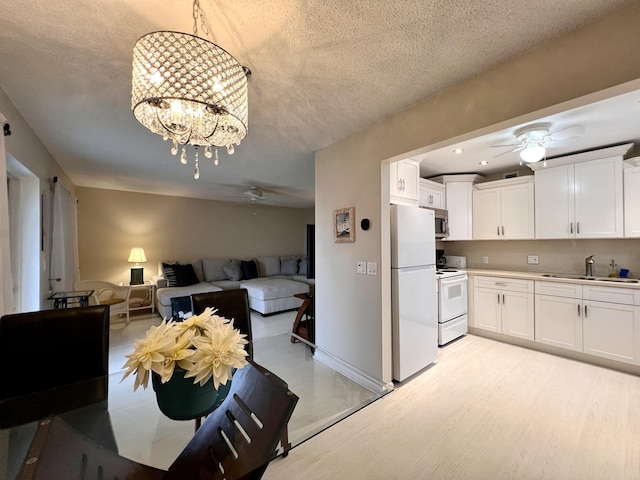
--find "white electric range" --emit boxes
[436,268,468,345]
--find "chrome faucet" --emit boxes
[585,255,595,276]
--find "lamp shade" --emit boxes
[127,248,147,264]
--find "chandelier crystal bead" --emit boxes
[131,26,248,178]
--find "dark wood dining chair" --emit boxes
[192,289,253,359]
[15,360,298,480]
[0,305,110,429]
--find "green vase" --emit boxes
[151,368,232,421]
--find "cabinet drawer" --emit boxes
[583,285,636,306]
[535,281,582,298]
[475,276,533,293]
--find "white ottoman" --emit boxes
[240,278,309,315]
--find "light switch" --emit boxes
[367,261,377,275]
[357,261,366,274]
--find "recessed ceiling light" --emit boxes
[453,148,463,154]
[479,160,488,165]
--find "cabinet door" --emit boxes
[390,161,401,198]
[624,166,640,237]
[419,179,445,209]
[574,157,623,238]
[534,164,574,239]
[583,301,638,365]
[501,182,534,239]
[390,160,419,206]
[472,188,501,240]
[398,160,419,203]
[501,290,534,340]
[445,182,473,240]
[474,286,501,333]
[535,294,582,351]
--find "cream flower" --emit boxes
[121,309,248,392]
[185,320,249,388]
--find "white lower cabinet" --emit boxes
[534,281,640,365]
[471,276,640,367]
[583,301,639,364]
[535,294,583,351]
[473,276,534,340]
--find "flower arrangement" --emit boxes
[121,307,249,391]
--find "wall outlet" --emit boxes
[367,261,377,275]
[527,255,539,265]
[482,256,489,264]
[357,261,366,274]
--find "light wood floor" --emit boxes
[264,334,640,480]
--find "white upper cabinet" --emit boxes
[419,178,445,209]
[624,159,640,237]
[472,176,534,240]
[390,159,420,206]
[531,144,629,239]
[429,174,481,241]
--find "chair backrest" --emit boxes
[165,360,298,480]
[192,289,253,359]
[0,305,110,428]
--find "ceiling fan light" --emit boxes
[520,145,546,163]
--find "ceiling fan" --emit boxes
[492,122,585,163]
[243,186,266,201]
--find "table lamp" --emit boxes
[127,247,147,285]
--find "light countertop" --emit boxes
[463,268,640,289]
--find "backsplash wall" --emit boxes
[440,239,640,278]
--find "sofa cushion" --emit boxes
[298,256,308,276]
[222,262,242,281]
[174,263,200,287]
[280,256,299,276]
[256,256,281,277]
[156,283,222,308]
[241,278,309,301]
[209,279,243,290]
[202,258,231,282]
[241,259,259,280]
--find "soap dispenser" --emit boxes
[609,259,618,278]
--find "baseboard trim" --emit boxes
[313,349,394,395]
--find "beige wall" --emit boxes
[76,187,314,283]
[315,3,640,386]
[442,239,640,278]
[0,87,75,309]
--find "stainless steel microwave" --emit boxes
[421,207,449,239]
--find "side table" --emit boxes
[48,290,94,309]
[128,281,156,315]
[291,293,314,349]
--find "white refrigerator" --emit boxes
[391,204,438,382]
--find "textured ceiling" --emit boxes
[0,0,633,207]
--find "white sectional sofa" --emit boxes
[152,255,314,319]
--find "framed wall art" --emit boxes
[333,207,355,243]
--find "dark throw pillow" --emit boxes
[162,262,179,287]
[174,263,200,287]
[240,259,258,280]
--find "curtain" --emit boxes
[0,112,14,315]
[50,179,78,292]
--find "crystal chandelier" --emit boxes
[131,0,249,179]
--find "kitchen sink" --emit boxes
[541,273,639,283]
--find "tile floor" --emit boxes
[108,309,382,469]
